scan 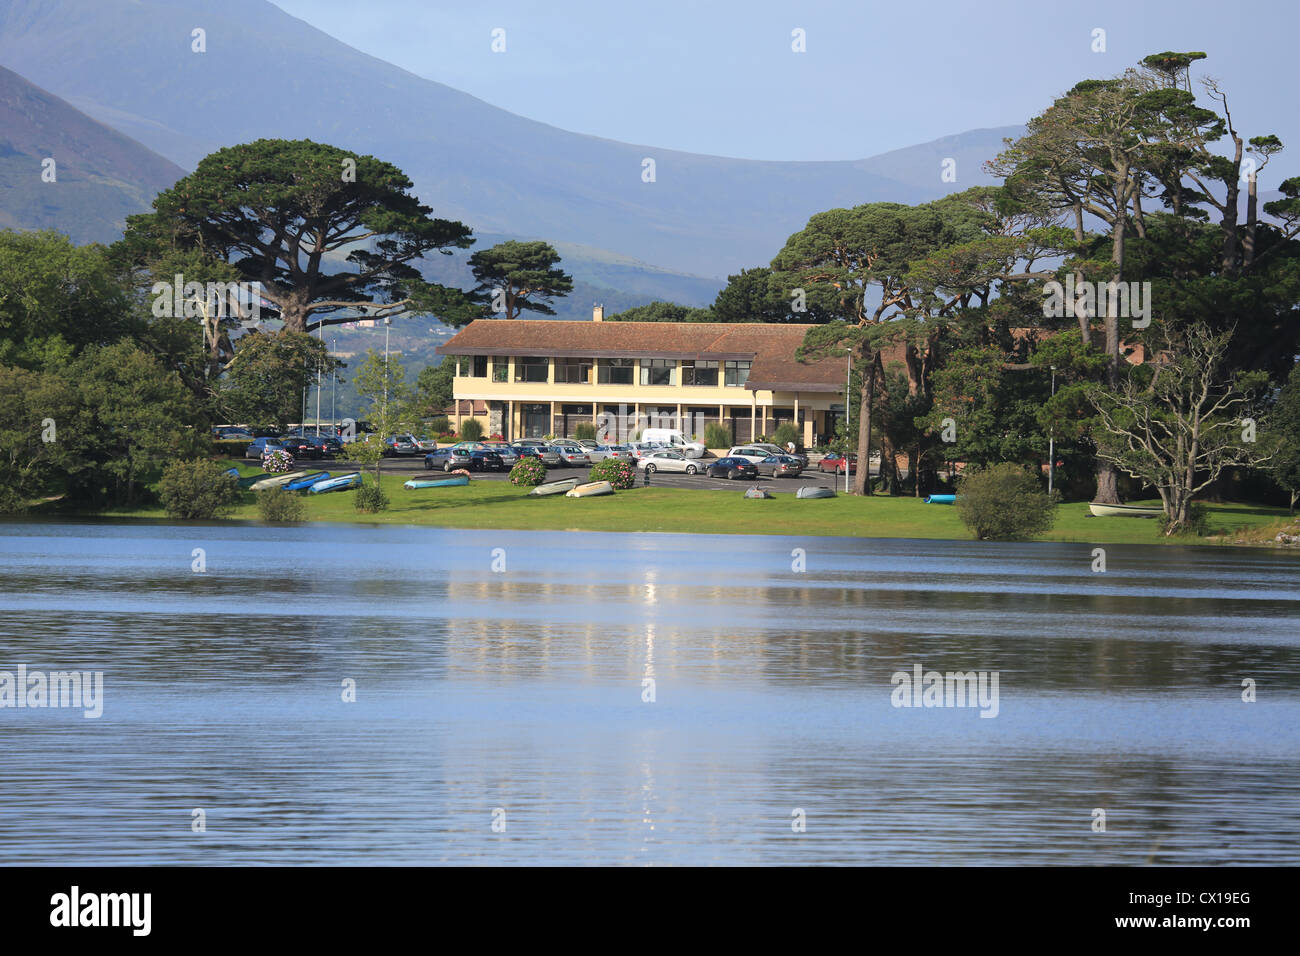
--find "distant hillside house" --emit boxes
[436,307,859,445]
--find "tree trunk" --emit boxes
[853,357,874,496]
[1094,462,1120,505]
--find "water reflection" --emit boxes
[0,520,1297,864]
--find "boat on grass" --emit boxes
[1089,502,1163,518]
[309,473,362,494]
[744,486,772,499]
[404,475,469,489]
[236,472,269,489]
[925,494,957,505]
[565,480,614,498]
[797,486,836,499]
[529,478,579,497]
[284,472,330,491]
[249,470,310,491]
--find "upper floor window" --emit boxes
[681,360,719,386]
[491,359,509,382]
[640,359,674,386]
[555,357,593,384]
[724,360,751,386]
[597,358,635,385]
[472,355,488,378]
[514,356,549,383]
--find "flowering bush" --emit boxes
[509,456,547,486]
[262,448,295,473]
[590,457,636,489]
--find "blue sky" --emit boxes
[273,0,1296,175]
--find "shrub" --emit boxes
[427,415,451,434]
[573,422,597,441]
[510,457,547,486]
[704,423,732,449]
[1160,502,1209,537]
[590,457,636,489]
[158,459,239,520]
[772,422,800,449]
[956,463,1057,540]
[354,482,389,513]
[459,418,484,441]
[262,448,295,473]
[256,487,306,522]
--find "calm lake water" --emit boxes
[1,519,1297,865]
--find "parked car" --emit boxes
[276,435,323,460]
[636,451,703,475]
[244,437,287,460]
[748,442,808,467]
[412,436,439,452]
[818,452,857,474]
[384,434,419,456]
[625,442,664,460]
[585,443,634,461]
[640,428,706,458]
[728,444,805,466]
[512,440,562,466]
[546,439,591,467]
[705,457,759,480]
[424,442,503,472]
[214,426,255,441]
[755,454,803,478]
[481,441,519,468]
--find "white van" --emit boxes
[640,428,706,458]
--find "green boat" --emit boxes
[404,475,470,489]
[1089,502,1163,518]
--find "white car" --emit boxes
[727,444,780,464]
[636,450,703,475]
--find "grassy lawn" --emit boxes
[79,460,1298,547]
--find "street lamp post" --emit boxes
[843,348,852,495]
[383,315,391,420]
[1048,365,1057,496]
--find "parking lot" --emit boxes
[323,453,856,492]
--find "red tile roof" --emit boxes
[437,320,859,393]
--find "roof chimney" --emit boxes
[592,303,604,323]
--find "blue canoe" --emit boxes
[284,471,330,491]
[404,474,469,489]
[308,473,362,494]
[925,494,956,504]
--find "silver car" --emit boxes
[636,451,703,475]
[586,443,634,461]
[481,441,519,467]
[547,439,591,467]
[513,440,562,466]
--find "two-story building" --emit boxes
[436,307,855,446]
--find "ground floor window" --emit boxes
[523,403,549,438]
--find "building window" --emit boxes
[724,360,751,386]
[514,356,549,383]
[456,356,469,376]
[471,355,488,378]
[681,360,719,386]
[640,359,674,386]
[597,358,635,385]
[555,357,592,384]
[491,359,509,382]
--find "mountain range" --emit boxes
[0,0,1015,289]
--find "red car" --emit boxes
[818,452,857,474]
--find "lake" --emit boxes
[1,519,1297,865]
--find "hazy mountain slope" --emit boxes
[0,65,185,244]
[0,0,1012,277]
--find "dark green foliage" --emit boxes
[606,301,715,322]
[354,482,389,513]
[956,463,1057,540]
[467,240,574,320]
[573,421,597,441]
[256,487,306,522]
[704,423,732,449]
[459,418,484,441]
[771,422,800,448]
[590,457,636,489]
[157,459,239,520]
[509,457,547,486]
